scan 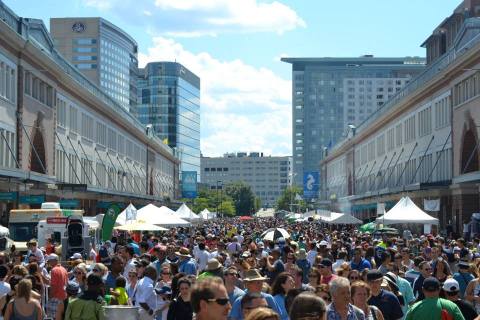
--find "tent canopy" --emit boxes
[199,209,216,220]
[116,203,138,226]
[114,221,167,231]
[375,196,439,225]
[321,212,362,225]
[116,204,190,227]
[176,203,200,221]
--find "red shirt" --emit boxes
[321,274,338,285]
[50,264,68,300]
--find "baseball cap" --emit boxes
[422,277,440,291]
[366,270,383,281]
[442,278,460,293]
[70,252,82,260]
[458,261,470,269]
[66,281,80,295]
[46,253,59,262]
[319,258,332,267]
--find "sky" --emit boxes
[6,0,461,157]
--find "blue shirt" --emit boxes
[453,272,474,298]
[273,294,288,320]
[296,259,311,284]
[350,258,372,271]
[178,258,197,275]
[128,242,140,255]
[368,289,403,320]
[105,272,117,291]
[228,287,245,305]
[229,291,280,320]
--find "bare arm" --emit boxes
[55,301,64,320]
[465,279,477,303]
[4,301,12,320]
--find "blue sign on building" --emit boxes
[19,195,45,204]
[182,171,197,198]
[303,171,319,199]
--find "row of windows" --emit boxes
[204,167,228,172]
[56,96,146,164]
[356,96,451,167]
[24,71,55,107]
[453,71,480,106]
[0,62,15,104]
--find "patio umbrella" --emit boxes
[114,221,167,231]
[239,216,253,221]
[359,222,376,233]
[261,228,290,241]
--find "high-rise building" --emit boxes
[281,57,426,188]
[137,62,201,177]
[201,153,292,208]
[50,17,138,111]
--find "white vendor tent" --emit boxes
[176,203,200,221]
[200,209,216,220]
[158,205,176,216]
[321,212,362,225]
[375,196,439,225]
[116,204,190,227]
[115,203,138,226]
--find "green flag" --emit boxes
[102,204,121,241]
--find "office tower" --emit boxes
[50,17,138,111]
[137,62,201,177]
[281,56,425,188]
[201,153,292,208]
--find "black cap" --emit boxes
[422,277,440,291]
[134,259,150,268]
[87,273,104,286]
[366,270,383,281]
[319,258,332,267]
[458,261,470,269]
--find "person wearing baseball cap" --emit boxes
[318,258,337,285]
[405,277,464,320]
[367,269,403,320]
[443,278,477,320]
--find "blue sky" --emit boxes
[6,0,460,156]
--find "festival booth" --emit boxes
[199,209,216,220]
[138,205,191,227]
[176,203,200,221]
[320,212,362,225]
[116,203,138,226]
[375,196,438,233]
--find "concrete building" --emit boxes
[201,153,292,208]
[50,17,138,111]
[0,3,179,217]
[281,57,426,190]
[137,62,201,178]
[320,0,480,233]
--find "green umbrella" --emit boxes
[359,222,376,233]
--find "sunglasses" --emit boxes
[92,269,100,273]
[75,271,84,275]
[162,272,171,275]
[207,298,230,306]
[129,274,137,277]
[349,276,360,280]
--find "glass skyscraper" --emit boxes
[50,17,138,111]
[137,62,200,177]
[282,56,426,189]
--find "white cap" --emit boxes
[70,253,82,260]
[443,278,460,293]
[319,240,329,246]
[46,253,59,262]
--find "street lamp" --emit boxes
[216,180,222,217]
[288,172,297,213]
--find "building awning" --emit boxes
[452,172,480,185]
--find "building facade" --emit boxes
[201,153,292,208]
[320,0,480,233]
[281,57,425,190]
[137,62,201,178]
[50,17,138,112]
[0,3,179,217]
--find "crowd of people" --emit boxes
[3,218,480,320]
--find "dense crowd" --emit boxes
[3,218,480,320]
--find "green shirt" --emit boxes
[65,297,106,320]
[405,297,465,320]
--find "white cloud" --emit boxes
[83,0,305,36]
[139,37,292,156]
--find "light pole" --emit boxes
[216,180,222,217]
[288,172,297,213]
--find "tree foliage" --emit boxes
[275,186,307,212]
[224,181,256,216]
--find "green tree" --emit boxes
[192,197,209,213]
[225,181,256,216]
[276,186,306,212]
[254,197,262,212]
[218,200,235,216]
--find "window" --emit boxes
[74,47,97,53]
[418,106,432,137]
[74,56,97,61]
[435,96,451,129]
[56,98,67,127]
[75,64,97,69]
[368,141,375,162]
[24,71,31,95]
[74,38,97,45]
[453,72,480,106]
[81,113,94,140]
[387,128,395,151]
[377,134,385,157]
[96,122,107,146]
[395,123,402,147]
[404,115,415,143]
[107,128,117,150]
[69,105,78,133]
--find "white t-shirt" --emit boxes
[195,250,210,272]
[307,249,317,266]
[135,277,156,310]
[123,258,136,281]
